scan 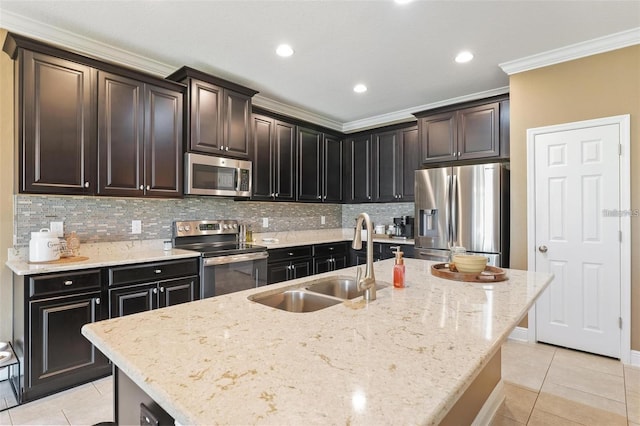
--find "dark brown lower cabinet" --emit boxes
[13,270,110,402]
[109,277,198,318]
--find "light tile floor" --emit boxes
[0,340,637,425]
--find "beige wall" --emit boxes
[0,29,15,341]
[510,45,640,351]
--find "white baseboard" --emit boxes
[472,380,505,426]
[508,327,640,367]
[508,326,529,342]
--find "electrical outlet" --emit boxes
[50,221,64,237]
[321,216,326,225]
[131,220,142,234]
[262,217,269,228]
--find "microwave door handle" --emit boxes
[235,168,240,191]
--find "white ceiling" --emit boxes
[1,1,639,132]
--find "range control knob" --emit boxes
[184,225,191,232]
[178,226,184,232]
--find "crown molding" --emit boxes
[0,10,177,77]
[252,95,343,131]
[342,86,510,133]
[500,27,640,75]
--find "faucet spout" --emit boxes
[352,213,376,301]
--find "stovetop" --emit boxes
[175,242,267,258]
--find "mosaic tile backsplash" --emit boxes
[14,195,412,247]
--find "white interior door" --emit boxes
[532,122,621,358]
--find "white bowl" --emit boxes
[452,255,488,273]
[0,341,7,351]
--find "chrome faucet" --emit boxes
[352,213,376,301]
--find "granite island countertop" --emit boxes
[82,258,553,425]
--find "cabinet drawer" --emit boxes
[29,270,101,298]
[109,259,199,286]
[313,242,348,257]
[267,246,313,263]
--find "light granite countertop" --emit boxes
[6,239,201,276]
[82,258,553,425]
[254,228,415,249]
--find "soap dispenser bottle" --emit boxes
[392,246,405,288]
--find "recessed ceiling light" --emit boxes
[353,84,367,93]
[276,44,294,57]
[455,51,474,63]
[394,0,413,4]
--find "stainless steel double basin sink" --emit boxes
[248,276,387,313]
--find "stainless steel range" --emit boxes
[173,220,268,298]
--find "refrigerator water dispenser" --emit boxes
[419,209,438,237]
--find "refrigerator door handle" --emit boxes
[452,174,459,245]
[446,174,452,246]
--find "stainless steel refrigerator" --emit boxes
[414,163,509,267]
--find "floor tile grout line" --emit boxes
[525,345,556,426]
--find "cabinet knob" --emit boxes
[368,196,371,200]
[160,287,165,292]
[323,196,326,200]
[84,182,90,188]
[288,252,294,256]
[139,185,144,190]
[317,195,321,199]
[220,146,224,150]
[95,297,100,305]
[457,151,461,157]
[155,269,162,274]
[275,192,279,197]
[64,280,73,286]
[153,288,158,294]
[146,185,150,191]
[329,247,334,251]
[225,147,229,151]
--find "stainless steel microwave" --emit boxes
[185,153,252,197]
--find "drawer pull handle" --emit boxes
[64,280,73,286]
[154,269,162,274]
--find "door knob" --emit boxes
[538,245,548,253]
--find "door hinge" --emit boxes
[619,317,622,329]
[619,144,622,156]
[619,231,622,242]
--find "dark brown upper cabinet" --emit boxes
[372,124,418,203]
[297,127,343,203]
[4,32,185,198]
[97,74,183,198]
[416,97,509,166]
[344,134,372,203]
[167,66,258,159]
[17,50,97,195]
[251,114,296,201]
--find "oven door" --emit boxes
[201,251,268,298]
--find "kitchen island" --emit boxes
[82,258,553,425]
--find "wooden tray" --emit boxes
[431,263,508,282]
[29,256,89,265]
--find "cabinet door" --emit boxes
[291,260,312,280]
[29,292,107,389]
[267,262,291,285]
[420,111,457,164]
[274,120,296,200]
[346,135,372,202]
[323,135,343,202]
[373,130,399,202]
[332,255,347,271]
[189,79,223,153]
[400,126,419,201]
[297,127,322,201]
[109,283,157,318]
[21,51,95,194]
[158,277,198,308]
[313,256,333,275]
[251,114,274,200]
[223,90,251,158]
[97,72,145,196]
[144,84,183,197]
[458,102,499,160]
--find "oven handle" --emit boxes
[203,251,269,266]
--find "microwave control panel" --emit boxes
[239,169,250,191]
